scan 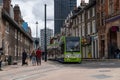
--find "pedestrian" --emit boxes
[36,48,42,65]
[31,50,36,66]
[22,49,28,66]
[115,48,120,59]
[0,52,3,71]
[42,51,45,60]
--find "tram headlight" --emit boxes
[74,54,81,58]
[65,54,70,58]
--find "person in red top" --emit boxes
[36,48,42,65]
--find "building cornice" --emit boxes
[106,14,120,23]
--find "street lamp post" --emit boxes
[44,4,47,62]
[35,21,38,49]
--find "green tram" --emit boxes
[47,36,82,63]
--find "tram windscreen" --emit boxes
[66,37,80,52]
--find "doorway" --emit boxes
[108,26,118,59]
[101,40,105,58]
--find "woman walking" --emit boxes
[31,50,36,66]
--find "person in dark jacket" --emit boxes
[22,50,27,66]
[115,49,120,59]
[0,52,3,71]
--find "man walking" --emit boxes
[22,50,27,66]
[36,48,42,65]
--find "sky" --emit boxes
[11,0,88,37]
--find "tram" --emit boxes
[47,36,82,63]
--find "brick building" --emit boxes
[62,0,120,59]
[0,0,33,64]
[63,0,98,59]
[96,0,120,59]
[105,0,120,59]
[96,0,106,59]
[84,0,98,59]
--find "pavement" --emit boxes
[0,60,120,80]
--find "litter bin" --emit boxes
[8,56,12,65]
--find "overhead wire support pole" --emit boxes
[44,4,47,62]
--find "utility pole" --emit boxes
[44,4,47,62]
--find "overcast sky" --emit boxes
[11,0,88,37]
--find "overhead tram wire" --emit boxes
[46,19,66,21]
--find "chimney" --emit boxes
[81,0,85,5]
[3,0,11,14]
[14,4,21,24]
[74,6,77,10]
[80,0,88,8]
[89,0,96,4]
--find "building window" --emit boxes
[21,47,22,56]
[92,8,95,17]
[97,13,100,19]
[18,32,20,40]
[15,29,17,39]
[82,13,84,22]
[79,16,81,23]
[109,0,114,15]
[115,0,119,12]
[0,25,2,30]
[97,0,100,5]
[101,0,105,4]
[25,37,26,44]
[87,23,91,34]
[18,46,19,57]
[76,28,78,36]
[21,34,22,42]
[82,24,85,36]
[15,45,17,57]
[88,10,90,19]
[73,20,75,26]
[79,26,81,36]
[5,22,9,34]
[22,36,24,43]
[92,20,96,33]
[76,18,77,25]
[101,12,105,26]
